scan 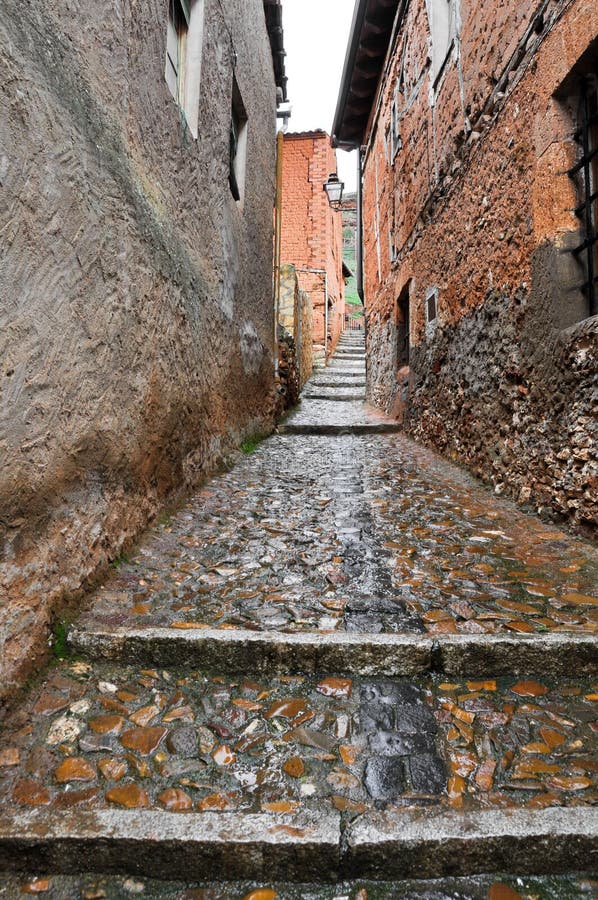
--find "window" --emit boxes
[426,0,457,85]
[570,73,598,317]
[165,1,189,105]
[397,283,411,368]
[165,0,204,139]
[426,286,438,323]
[391,85,403,159]
[229,77,248,203]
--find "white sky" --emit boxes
[282,0,358,192]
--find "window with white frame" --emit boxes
[165,0,205,138]
[426,0,457,85]
[391,80,403,159]
[229,77,248,203]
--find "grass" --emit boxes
[241,437,261,455]
[50,619,70,660]
[110,550,131,569]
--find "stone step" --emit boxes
[2,871,594,898]
[309,373,366,382]
[301,392,366,401]
[279,422,399,435]
[1,661,596,882]
[278,400,400,434]
[69,626,597,677]
[0,807,595,882]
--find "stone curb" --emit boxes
[277,423,402,435]
[303,391,365,403]
[69,627,433,675]
[342,807,598,879]
[0,807,595,881]
[69,628,598,677]
[0,810,340,882]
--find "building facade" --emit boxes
[280,131,346,360]
[0,0,286,701]
[333,0,597,534]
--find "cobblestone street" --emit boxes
[0,333,596,897]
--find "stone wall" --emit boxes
[278,263,313,389]
[299,288,314,390]
[0,0,279,702]
[361,0,597,535]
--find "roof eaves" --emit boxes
[331,0,400,150]
[263,0,288,103]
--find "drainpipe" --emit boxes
[273,130,284,378]
[324,272,329,362]
[356,148,364,303]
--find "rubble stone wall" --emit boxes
[278,264,313,389]
[0,0,278,701]
[299,289,314,389]
[362,0,597,535]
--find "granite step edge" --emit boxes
[68,627,598,677]
[0,807,595,882]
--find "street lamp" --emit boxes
[323,172,344,210]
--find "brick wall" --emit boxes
[361,0,597,535]
[281,131,345,357]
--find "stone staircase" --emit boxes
[0,326,597,897]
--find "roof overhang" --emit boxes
[332,0,400,150]
[263,0,288,103]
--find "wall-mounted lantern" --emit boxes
[323,172,344,210]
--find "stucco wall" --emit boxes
[0,0,279,701]
[361,0,597,535]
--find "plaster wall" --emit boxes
[0,0,279,701]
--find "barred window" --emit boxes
[570,73,598,317]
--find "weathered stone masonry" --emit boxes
[0,0,283,702]
[333,0,597,536]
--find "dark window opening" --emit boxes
[570,72,598,317]
[229,108,241,201]
[229,78,248,203]
[397,283,410,367]
[426,287,438,323]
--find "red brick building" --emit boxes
[280,131,346,359]
[333,0,597,534]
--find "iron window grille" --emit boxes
[570,73,598,317]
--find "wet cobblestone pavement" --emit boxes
[1,873,596,898]
[1,662,596,818]
[1,332,597,890]
[78,434,597,636]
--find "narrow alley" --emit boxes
[0,332,596,898]
[1,0,597,896]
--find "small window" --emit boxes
[397,282,411,368]
[427,0,456,85]
[165,0,190,105]
[426,286,438,323]
[165,0,204,139]
[229,78,248,203]
[391,83,403,159]
[570,73,598,317]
